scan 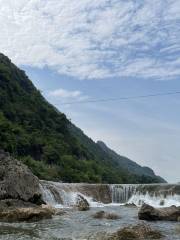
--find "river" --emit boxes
[0,181,179,239]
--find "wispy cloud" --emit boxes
[0,0,180,80]
[49,88,88,102]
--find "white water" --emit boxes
[40,184,58,206]
[40,181,105,208]
[111,184,180,207]
[111,184,136,203]
[128,192,180,207]
[40,181,180,208]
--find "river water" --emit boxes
[0,205,179,240]
[0,182,180,239]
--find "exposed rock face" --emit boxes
[92,211,119,220]
[138,204,180,221]
[0,150,43,204]
[75,194,90,211]
[0,206,55,222]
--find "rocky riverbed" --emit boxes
[0,205,179,240]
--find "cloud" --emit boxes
[0,0,180,80]
[49,88,88,102]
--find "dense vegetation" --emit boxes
[0,53,165,183]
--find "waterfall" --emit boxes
[40,181,79,207]
[111,184,180,207]
[127,184,180,207]
[111,184,136,203]
[128,192,180,207]
[40,181,180,208]
[40,184,57,205]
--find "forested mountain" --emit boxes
[97,141,165,183]
[0,53,165,183]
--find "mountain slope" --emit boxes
[0,53,165,183]
[97,141,155,177]
[97,141,165,182]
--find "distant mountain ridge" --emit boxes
[97,141,155,176]
[97,141,164,181]
[0,53,166,183]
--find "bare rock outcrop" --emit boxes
[138,203,180,221]
[75,194,90,211]
[0,149,43,205]
[0,205,55,222]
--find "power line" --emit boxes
[54,91,180,105]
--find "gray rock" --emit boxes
[124,203,137,207]
[91,223,163,240]
[0,206,55,222]
[75,194,90,211]
[0,149,43,204]
[92,210,119,220]
[0,199,37,209]
[138,203,180,221]
[108,223,163,240]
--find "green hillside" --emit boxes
[0,53,165,183]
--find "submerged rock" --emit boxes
[0,149,43,205]
[124,203,137,207]
[75,194,90,211]
[159,200,165,206]
[93,224,163,240]
[93,211,119,220]
[0,206,55,222]
[138,203,180,221]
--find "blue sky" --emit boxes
[1,0,180,182]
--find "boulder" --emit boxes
[93,211,119,220]
[0,206,55,222]
[109,224,163,240]
[92,224,163,240]
[75,194,90,211]
[138,203,180,221]
[0,149,43,204]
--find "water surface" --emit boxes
[0,206,179,240]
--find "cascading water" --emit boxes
[111,184,180,207]
[111,184,136,203]
[128,192,180,207]
[40,181,81,207]
[40,181,180,208]
[40,184,57,205]
[127,184,180,207]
